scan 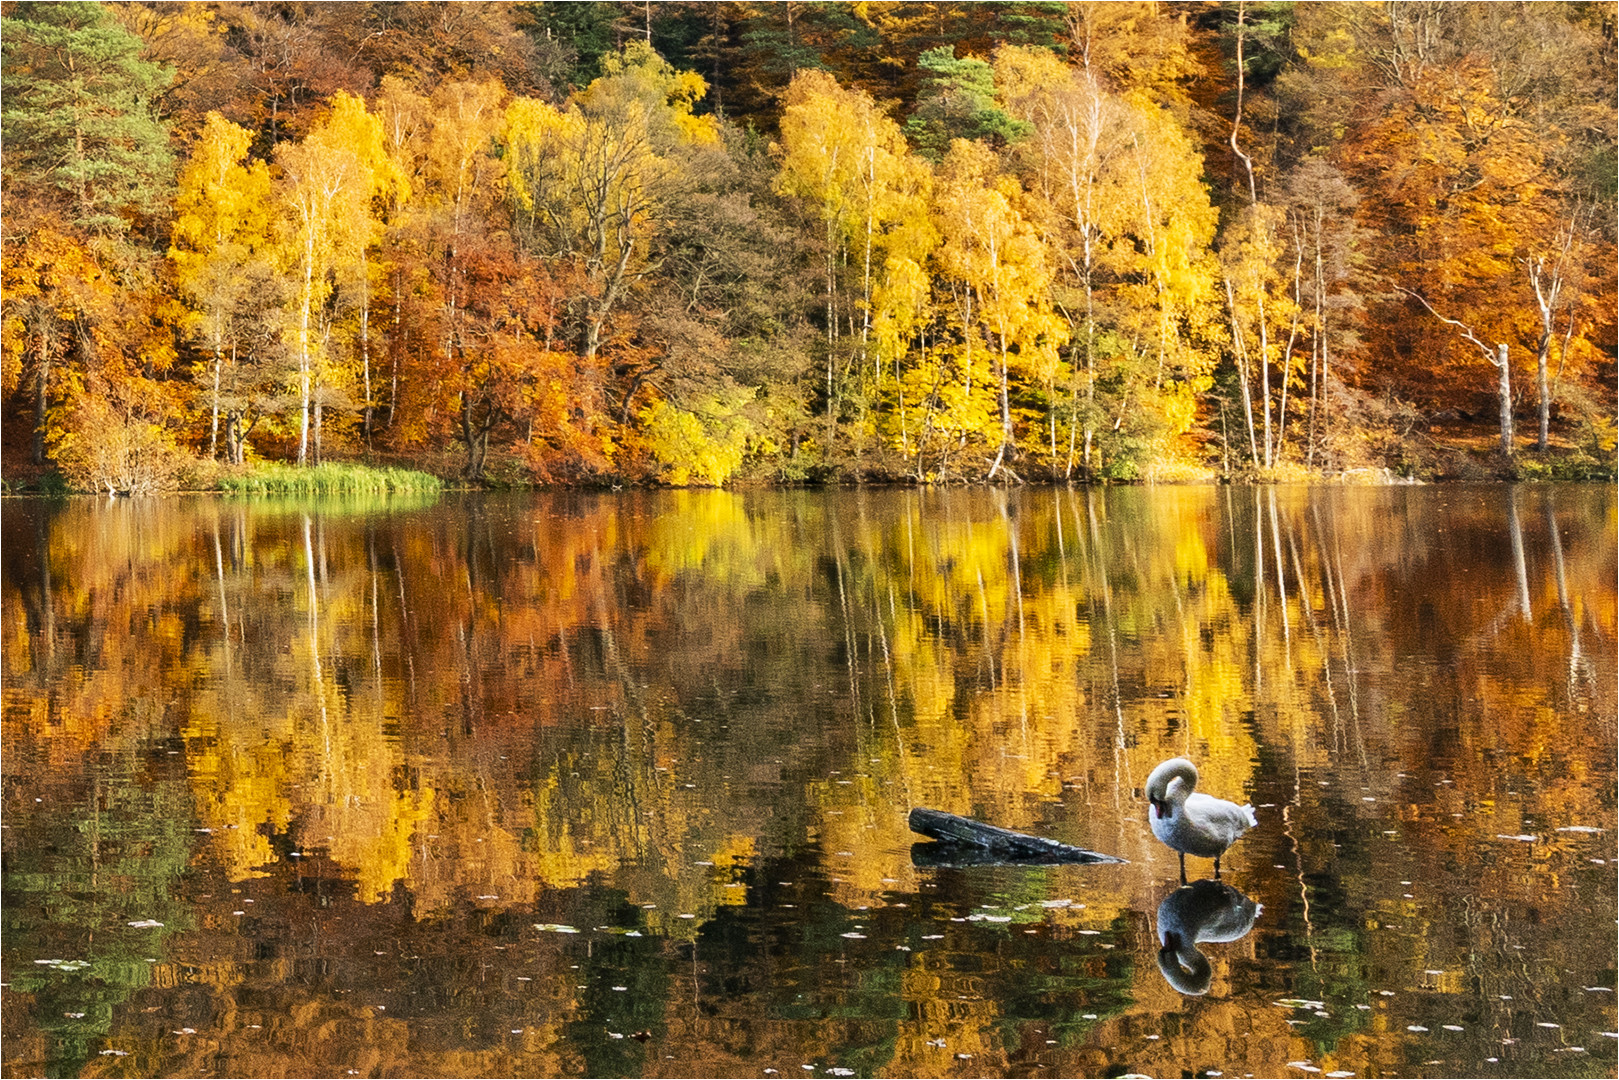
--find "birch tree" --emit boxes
[171,113,275,462]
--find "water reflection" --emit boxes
[2,485,1615,1078]
[1155,879,1261,996]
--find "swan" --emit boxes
[1145,757,1257,882]
[1156,879,1261,995]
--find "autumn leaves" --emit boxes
[4,3,1612,490]
[779,49,1222,483]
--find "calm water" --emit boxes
[3,485,1614,1079]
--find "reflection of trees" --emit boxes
[3,486,1614,1076]
[5,488,1612,910]
[1,733,194,1076]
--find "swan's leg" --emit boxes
[1213,854,1222,879]
[1178,852,1187,884]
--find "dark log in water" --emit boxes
[907,808,1126,866]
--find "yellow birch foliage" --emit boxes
[996,47,1219,476]
[170,113,274,353]
[932,139,1067,474]
[275,91,401,461]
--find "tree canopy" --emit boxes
[2,1,1613,489]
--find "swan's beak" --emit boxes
[1149,797,1164,818]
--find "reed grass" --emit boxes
[215,462,444,495]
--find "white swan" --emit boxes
[1145,757,1257,881]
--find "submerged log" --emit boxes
[907,808,1126,866]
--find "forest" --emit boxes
[1,0,1614,491]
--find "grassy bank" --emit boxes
[212,462,444,496]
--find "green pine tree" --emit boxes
[903,46,1030,162]
[1,1,174,235]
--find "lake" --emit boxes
[3,485,1615,1079]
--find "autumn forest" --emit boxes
[2,0,1615,492]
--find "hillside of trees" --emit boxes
[2,1,1614,491]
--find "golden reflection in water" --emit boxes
[2,485,1615,1079]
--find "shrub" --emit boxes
[50,397,189,495]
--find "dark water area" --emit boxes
[3,485,1614,1078]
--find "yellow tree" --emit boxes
[371,75,431,431]
[870,207,937,468]
[997,45,1124,477]
[931,139,1066,481]
[170,113,275,462]
[506,42,718,364]
[998,47,1221,480]
[775,69,935,462]
[1219,202,1296,470]
[415,79,508,469]
[275,91,399,465]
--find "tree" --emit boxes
[628,124,818,485]
[1286,2,1614,456]
[506,43,720,364]
[2,228,122,466]
[1523,206,1601,453]
[931,139,1065,480]
[775,68,934,469]
[1346,55,1553,449]
[1280,158,1363,471]
[1219,203,1295,469]
[275,91,399,464]
[997,45,1221,480]
[1,1,178,471]
[903,46,1029,162]
[170,114,277,462]
[310,1,563,97]
[1399,287,1515,456]
[0,1,174,235]
[1062,1,1201,108]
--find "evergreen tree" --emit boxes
[903,46,1028,161]
[1,1,174,235]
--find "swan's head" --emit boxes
[1146,757,1199,816]
[1156,932,1212,995]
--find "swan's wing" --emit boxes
[1185,794,1258,843]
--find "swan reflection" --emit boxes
[1155,878,1261,995]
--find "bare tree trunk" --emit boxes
[1526,233,1576,452]
[1257,287,1273,469]
[297,238,314,466]
[1229,0,1258,207]
[1535,335,1551,451]
[988,334,1014,481]
[1495,343,1513,456]
[209,345,222,458]
[1277,237,1304,459]
[1223,275,1262,468]
[1399,287,1513,457]
[32,347,50,466]
[360,281,373,456]
[1306,212,1325,470]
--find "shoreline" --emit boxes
[2,423,1610,497]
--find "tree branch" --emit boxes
[1394,285,1500,367]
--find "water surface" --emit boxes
[3,485,1614,1078]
